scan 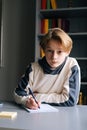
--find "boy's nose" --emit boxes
[52,51,58,59]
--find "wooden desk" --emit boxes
[0,102,87,130]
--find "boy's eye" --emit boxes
[46,50,63,54]
[57,51,62,54]
[46,50,53,53]
[47,50,52,52]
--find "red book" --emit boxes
[41,19,45,33]
[52,19,57,28]
[41,0,47,9]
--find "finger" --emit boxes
[29,98,39,108]
[29,106,38,110]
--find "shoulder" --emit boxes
[31,61,40,68]
[67,57,79,66]
[65,57,80,72]
[25,61,40,73]
[31,61,42,72]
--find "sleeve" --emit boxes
[14,64,32,105]
[35,65,81,106]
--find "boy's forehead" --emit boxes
[46,40,63,47]
[46,43,64,50]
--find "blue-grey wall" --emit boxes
[0,0,35,101]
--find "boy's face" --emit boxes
[44,40,69,69]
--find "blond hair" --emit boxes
[40,28,73,53]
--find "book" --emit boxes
[78,92,83,105]
[44,19,49,33]
[48,18,57,29]
[51,19,57,28]
[67,0,73,8]
[41,0,47,9]
[50,0,57,9]
[0,111,17,119]
[58,18,62,28]
[41,19,45,33]
[41,19,49,34]
[57,19,70,32]
[22,104,59,113]
[62,19,70,32]
[47,0,51,9]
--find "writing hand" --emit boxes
[26,96,41,110]
[29,88,40,109]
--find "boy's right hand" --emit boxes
[25,96,40,110]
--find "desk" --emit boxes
[0,102,87,130]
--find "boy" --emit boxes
[14,28,81,109]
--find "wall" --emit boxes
[0,0,36,101]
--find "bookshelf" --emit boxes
[35,0,87,104]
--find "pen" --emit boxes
[22,105,30,113]
[29,88,40,109]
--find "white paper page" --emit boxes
[23,104,59,113]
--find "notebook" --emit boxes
[23,104,59,113]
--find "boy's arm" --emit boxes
[14,64,32,105]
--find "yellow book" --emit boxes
[41,19,48,34]
[44,19,49,33]
[0,111,17,119]
[50,0,57,9]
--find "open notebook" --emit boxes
[23,104,59,113]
